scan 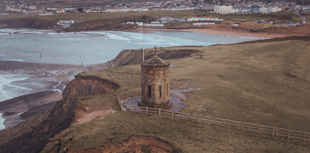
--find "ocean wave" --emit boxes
[106,33,131,41]
[80,31,107,35]
[52,89,62,93]
[0,74,31,102]
[53,81,62,89]
[3,59,24,62]
[0,113,5,131]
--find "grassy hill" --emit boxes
[1,10,302,23]
[41,38,310,153]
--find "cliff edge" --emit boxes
[0,75,119,153]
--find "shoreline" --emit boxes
[0,60,110,130]
[0,26,285,39]
[2,26,304,39]
[139,27,285,38]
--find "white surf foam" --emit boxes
[0,113,4,131]
[0,74,30,131]
[106,32,131,41]
[0,74,31,102]
[4,59,24,62]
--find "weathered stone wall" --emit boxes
[141,65,170,107]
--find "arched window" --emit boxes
[148,85,151,98]
[159,86,162,97]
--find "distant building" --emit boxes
[260,6,268,14]
[151,21,160,24]
[144,23,164,27]
[57,20,74,26]
[251,5,260,13]
[193,22,215,26]
[29,6,37,10]
[175,18,186,22]
[213,5,233,14]
[160,16,175,23]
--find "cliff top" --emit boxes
[42,38,310,152]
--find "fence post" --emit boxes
[213,117,215,125]
[304,132,306,141]
[272,127,275,136]
[257,123,259,133]
[172,111,174,118]
[242,121,244,132]
[276,127,278,136]
[228,119,230,129]
[124,94,125,103]
[134,105,135,112]
[159,108,161,116]
[186,113,188,120]
[146,106,148,115]
[288,129,290,138]
[199,115,201,123]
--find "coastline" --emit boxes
[140,27,285,38]
[132,24,310,39]
[1,26,292,39]
[0,60,110,130]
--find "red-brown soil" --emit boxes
[76,108,116,124]
[67,136,174,153]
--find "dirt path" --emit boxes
[76,108,116,124]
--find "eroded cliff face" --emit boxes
[0,75,119,153]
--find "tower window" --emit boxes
[149,85,151,98]
[159,86,162,97]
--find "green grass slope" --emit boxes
[42,39,310,153]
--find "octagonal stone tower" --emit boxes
[138,53,172,109]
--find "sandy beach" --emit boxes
[141,24,308,38]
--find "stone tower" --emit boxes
[139,48,172,109]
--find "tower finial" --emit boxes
[155,46,157,55]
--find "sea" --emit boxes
[0,28,265,130]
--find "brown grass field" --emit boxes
[41,39,310,153]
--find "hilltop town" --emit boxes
[1,0,309,16]
[1,0,310,32]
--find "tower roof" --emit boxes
[141,55,170,67]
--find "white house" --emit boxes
[260,6,268,14]
[213,5,233,14]
[29,6,37,10]
[160,16,175,23]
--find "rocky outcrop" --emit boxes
[111,49,201,67]
[0,75,119,153]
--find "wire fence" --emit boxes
[116,89,310,142]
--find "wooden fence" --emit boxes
[109,68,141,74]
[116,89,310,142]
[117,88,141,111]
